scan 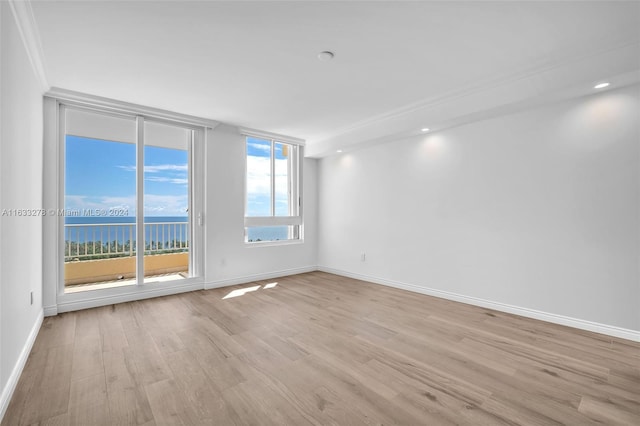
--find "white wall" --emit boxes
[0,3,4,410]
[0,1,45,417]
[318,84,640,335]
[205,124,317,287]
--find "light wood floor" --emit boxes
[3,272,639,425]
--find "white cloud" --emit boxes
[144,164,188,173]
[118,163,188,187]
[246,156,291,216]
[145,176,188,185]
[65,195,98,209]
[117,164,188,173]
[65,194,136,216]
[247,142,271,153]
[246,156,289,196]
[100,195,136,206]
[144,194,188,216]
[246,156,271,196]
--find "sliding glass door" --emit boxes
[61,105,200,293]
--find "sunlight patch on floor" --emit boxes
[222,282,278,299]
[222,285,261,299]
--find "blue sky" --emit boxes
[65,136,188,216]
[65,135,290,218]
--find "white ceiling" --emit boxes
[29,0,640,156]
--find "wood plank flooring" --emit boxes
[3,271,639,425]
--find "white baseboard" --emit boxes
[0,309,44,422]
[43,305,57,317]
[317,266,640,343]
[205,266,317,290]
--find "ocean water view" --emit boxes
[246,226,289,242]
[64,216,289,246]
[65,216,188,249]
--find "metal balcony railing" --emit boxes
[64,222,189,261]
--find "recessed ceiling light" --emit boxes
[421,128,430,132]
[336,149,343,153]
[594,82,610,89]
[318,51,335,62]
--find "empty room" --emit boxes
[1,0,639,425]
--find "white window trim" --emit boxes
[48,87,219,129]
[244,216,303,227]
[243,135,304,244]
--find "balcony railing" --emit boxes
[64,221,189,261]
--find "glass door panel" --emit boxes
[143,120,192,283]
[63,108,138,292]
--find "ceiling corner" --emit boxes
[7,0,49,92]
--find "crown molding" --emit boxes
[7,0,49,91]
[306,40,640,157]
[309,40,640,148]
[238,126,305,146]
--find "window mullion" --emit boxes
[271,140,276,217]
[135,116,145,285]
[288,147,293,217]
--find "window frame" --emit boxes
[243,134,304,245]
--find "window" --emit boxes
[245,135,302,243]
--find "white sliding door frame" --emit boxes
[135,115,145,284]
[43,91,215,313]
